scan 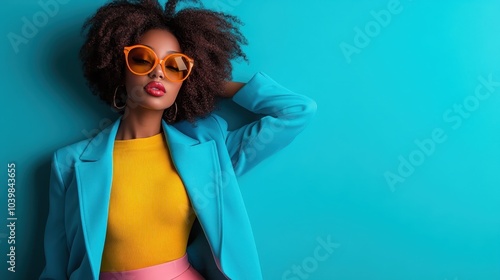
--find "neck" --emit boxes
[115,106,164,140]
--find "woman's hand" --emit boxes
[221,81,245,98]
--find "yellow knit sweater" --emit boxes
[100,132,196,272]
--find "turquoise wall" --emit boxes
[1,0,500,279]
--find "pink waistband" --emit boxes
[99,254,192,280]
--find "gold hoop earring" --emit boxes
[113,85,126,110]
[164,102,178,122]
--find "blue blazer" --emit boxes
[39,72,316,280]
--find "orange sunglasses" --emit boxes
[123,45,194,82]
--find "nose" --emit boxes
[148,63,164,79]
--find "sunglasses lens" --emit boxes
[125,46,192,80]
[164,55,191,81]
[127,47,156,74]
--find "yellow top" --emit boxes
[100,132,196,272]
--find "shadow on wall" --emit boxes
[29,21,88,280]
[30,11,117,280]
[30,161,52,280]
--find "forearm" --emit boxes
[225,72,317,176]
[232,73,316,119]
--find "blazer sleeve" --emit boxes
[39,152,69,280]
[224,72,317,176]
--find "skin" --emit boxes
[116,28,244,140]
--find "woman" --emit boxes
[40,0,316,279]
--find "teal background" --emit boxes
[1,0,500,279]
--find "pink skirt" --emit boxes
[99,254,205,280]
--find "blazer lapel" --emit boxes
[74,118,120,279]
[162,121,224,258]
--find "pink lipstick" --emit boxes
[144,81,166,97]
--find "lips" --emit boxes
[144,81,166,97]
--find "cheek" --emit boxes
[168,82,183,98]
[124,73,147,102]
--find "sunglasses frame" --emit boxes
[123,44,194,82]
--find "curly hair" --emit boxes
[80,0,247,123]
